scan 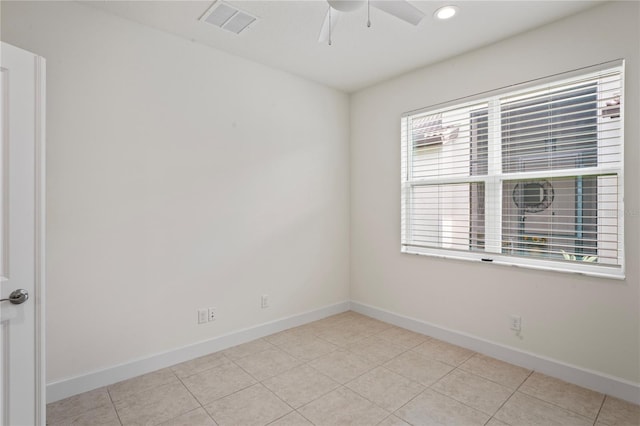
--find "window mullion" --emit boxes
[401,116,412,246]
[485,98,502,254]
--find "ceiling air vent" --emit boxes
[200,1,257,35]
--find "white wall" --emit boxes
[3,0,638,394]
[350,1,640,384]
[1,1,350,383]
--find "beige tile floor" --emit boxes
[46,311,640,426]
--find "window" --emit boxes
[401,62,624,278]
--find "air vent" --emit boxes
[200,1,257,35]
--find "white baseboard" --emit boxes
[47,300,640,406]
[46,301,350,403]
[350,301,640,405]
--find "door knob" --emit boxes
[0,289,29,305]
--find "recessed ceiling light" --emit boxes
[434,5,458,20]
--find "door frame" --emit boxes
[34,50,46,426]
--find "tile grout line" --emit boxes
[432,358,468,383]
[46,391,116,426]
[516,374,603,422]
[592,395,607,426]
[515,389,600,423]
[480,369,530,426]
[252,381,297,425]
[375,414,396,426]
[514,369,534,392]
[114,370,201,425]
[263,411,298,426]
[340,380,394,417]
[428,386,495,420]
[172,369,218,425]
[431,358,519,419]
[387,383,429,426]
[174,357,264,421]
[380,356,453,385]
[172,354,234,381]
[223,349,304,422]
[376,327,466,420]
[290,378,342,419]
[222,339,278,363]
[252,359,304,420]
[106,369,180,404]
[456,354,532,391]
[106,387,124,426]
[486,369,535,425]
[301,384,392,425]
[294,406,318,425]
[230,346,303,385]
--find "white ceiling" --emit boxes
[84,0,602,92]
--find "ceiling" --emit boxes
[84,0,602,93]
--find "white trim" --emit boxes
[401,59,624,118]
[350,301,640,405]
[485,98,501,254]
[34,54,46,426]
[617,60,626,275]
[46,301,350,403]
[401,246,625,280]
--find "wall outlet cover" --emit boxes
[509,315,522,331]
[198,309,208,324]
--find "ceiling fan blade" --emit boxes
[318,7,343,43]
[370,0,425,26]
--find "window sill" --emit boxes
[401,246,625,280]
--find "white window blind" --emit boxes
[401,62,624,278]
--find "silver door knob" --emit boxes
[0,289,29,305]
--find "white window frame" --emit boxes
[401,61,625,279]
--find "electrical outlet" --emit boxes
[261,295,269,309]
[197,308,208,324]
[208,307,217,322]
[509,315,522,332]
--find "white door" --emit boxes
[0,42,45,426]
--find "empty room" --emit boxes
[0,0,638,425]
